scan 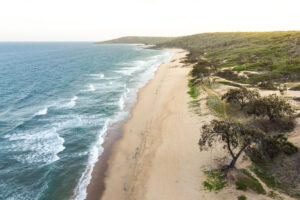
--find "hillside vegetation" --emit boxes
[100,32,300,84]
[96,36,174,45]
[159,32,300,84]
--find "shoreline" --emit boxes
[85,49,183,200]
[85,117,126,200]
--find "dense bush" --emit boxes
[216,70,244,83]
[290,84,300,91]
[250,118,295,133]
[257,81,277,90]
[263,134,298,158]
[222,87,260,109]
[190,59,214,78]
[238,195,247,200]
[248,94,294,121]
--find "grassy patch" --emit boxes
[206,96,226,117]
[203,169,227,193]
[188,100,201,116]
[218,81,243,88]
[233,65,246,71]
[235,169,266,195]
[249,164,287,191]
[188,81,199,99]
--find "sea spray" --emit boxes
[36,107,48,116]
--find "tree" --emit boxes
[199,120,265,168]
[248,94,294,121]
[190,59,213,79]
[221,87,260,110]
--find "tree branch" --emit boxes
[235,144,248,160]
[226,135,235,159]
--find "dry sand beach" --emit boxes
[87,49,299,200]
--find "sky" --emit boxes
[0,0,299,41]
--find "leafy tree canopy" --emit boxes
[199,120,265,168]
[248,94,294,120]
[221,87,260,109]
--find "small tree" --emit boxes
[248,94,294,121]
[221,87,260,110]
[199,120,265,168]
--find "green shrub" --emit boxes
[248,94,294,121]
[233,65,246,71]
[263,134,298,158]
[203,169,227,193]
[238,195,247,200]
[190,59,213,78]
[187,81,199,99]
[221,87,260,110]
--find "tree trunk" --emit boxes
[228,145,247,168]
[229,156,238,168]
[240,103,245,110]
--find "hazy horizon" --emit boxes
[1,0,299,41]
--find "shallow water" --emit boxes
[0,42,174,200]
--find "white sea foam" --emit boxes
[73,119,109,200]
[119,96,124,110]
[88,73,104,79]
[89,84,95,91]
[67,96,78,108]
[114,61,145,75]
[7,127,65,164]
[5,116,86,165]
[36,108,48,116]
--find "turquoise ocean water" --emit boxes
[0,42,174,200]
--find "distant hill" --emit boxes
[98,31,300,83]
[96,36,175,45]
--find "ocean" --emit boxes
[0,42,174,200]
